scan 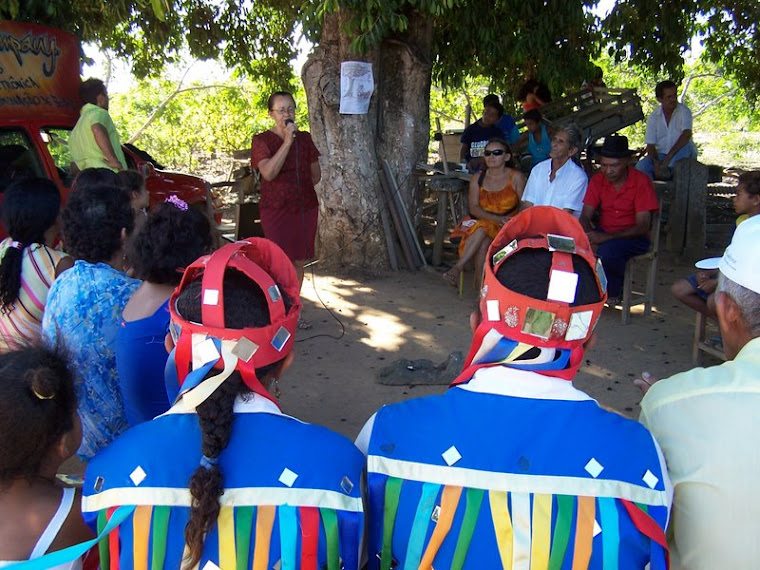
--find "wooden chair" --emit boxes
[621,209,662,324]
[234,201,265,240]
[692,312,727,366]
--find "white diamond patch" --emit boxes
[442,445,462,466]
[279,468,298,487]
[593,520,602,537]
[584,458,604,478]
[202,562,221,570]
[130,466,147,486]
[642,470,659,489]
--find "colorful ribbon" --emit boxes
[403,482,441,570]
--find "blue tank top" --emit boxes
[527,123,551,167]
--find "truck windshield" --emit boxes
[0,129,46,192]
[40,127,76,188]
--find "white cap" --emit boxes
[719,215,760,294]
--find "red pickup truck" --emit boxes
[0,21,219,228]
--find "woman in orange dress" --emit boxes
[443,138,526,287]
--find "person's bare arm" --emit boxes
[587,211,651,245]
[663,130,693,165]
[310,160,321,185]
[91,123,123,171]
[580,204,596,232]
[54,256,74,278]
[460,143,468,163]
[645,143,658,162]
[512,171,527,202]
[257,124,296,181]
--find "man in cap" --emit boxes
[580,135,660,304]
[637,215,760,569]
[358,207,671,569]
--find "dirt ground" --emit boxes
[283,250,721,440]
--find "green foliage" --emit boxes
[604,0,760,98]
[1,0,302,85]
[107,75,309,173]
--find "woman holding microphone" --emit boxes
[251,91,321,330]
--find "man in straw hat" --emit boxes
[637,215,760,569]
[358,207,671,569]
[580,134,659,304]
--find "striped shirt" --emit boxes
[0,238,68,351]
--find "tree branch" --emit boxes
[126,80,239,144]
[692,87,738,118]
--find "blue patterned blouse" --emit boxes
[42,260,140,460]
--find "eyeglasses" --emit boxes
[273,107,296,115]
[484,149,506,157]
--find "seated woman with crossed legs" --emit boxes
[443,138,526,290]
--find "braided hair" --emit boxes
[175,269,291,568]
[0,178,61,313]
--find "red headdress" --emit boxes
[452,206,607,384]
[168,238,301,410]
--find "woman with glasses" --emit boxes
[251,91,321,329]
[443,137,526,287]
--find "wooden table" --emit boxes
[421,171,470,266]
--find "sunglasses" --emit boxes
[484,149,507,156]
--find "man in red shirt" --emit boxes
[581,135,660,303]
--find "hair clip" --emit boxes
[165,195,189,211]
[32,386,55,400]
[9,241,23,250]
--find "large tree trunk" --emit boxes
[302,10,432,269]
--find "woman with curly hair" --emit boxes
[42,183,139,460]
[116,196,212,425]
[0,178,72,351]
[82,239,364,570]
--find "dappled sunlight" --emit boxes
[357,309,410,351]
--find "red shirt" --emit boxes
[583,167,659,234]
[250,130,320,213]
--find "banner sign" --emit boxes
[0,20,81,120]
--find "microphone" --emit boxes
[285,118,296,138]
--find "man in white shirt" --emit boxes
[637,216,760,569]
[521,123,588,217]
[636,80,698,180]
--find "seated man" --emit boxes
[638,216,760,569]
[636,80,698,180]
[483,93,520,144]
[581,135,659,304]
[460,100,507,172]
[69,78,127,173]
[358,207,671,569]
[521,123,588,217]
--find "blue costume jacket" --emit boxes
[82,397,364,569]
[363,368,671,570]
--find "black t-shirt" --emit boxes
[460,122,505,161]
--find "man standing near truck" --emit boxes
[69,78,127,173]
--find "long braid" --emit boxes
[183,373,244,568]
[177,269,292,568]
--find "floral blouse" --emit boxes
[42,260,140,460]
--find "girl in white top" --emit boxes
[0,346,93,567]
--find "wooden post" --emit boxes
[684,160,707,261]
[666,160,691,254]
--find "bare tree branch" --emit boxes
[127,72,240,144]
[692,87,738,118]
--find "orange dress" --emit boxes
[458,171,520,255]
